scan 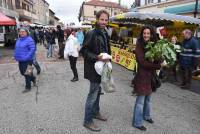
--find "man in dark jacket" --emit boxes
[179,29,200,89]
[81,10,111,132]
[57,25,64,59]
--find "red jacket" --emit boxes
[134,42,161,95]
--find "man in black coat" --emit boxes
[81,10,111,132]
[56,25,64,59]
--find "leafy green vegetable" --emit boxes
[145,39,177,66]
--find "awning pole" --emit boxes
[194,0,198,18]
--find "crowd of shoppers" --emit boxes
[13,9,200,133]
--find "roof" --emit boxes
[110,12,200,27]
[0,12,16,26]
[54,16,60,21]
[85,0,128,11]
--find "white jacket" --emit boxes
[64,34,80,58]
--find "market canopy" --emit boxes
[110,12,200,27]
[0,12,16,26]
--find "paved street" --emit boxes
[0,46,200,134]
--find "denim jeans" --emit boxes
[84,82,101,124]
[132,95,151,127]
[33,53,41,73]
[47,43,53,57]
[18,61,36,89]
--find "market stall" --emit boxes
[109,12,200,79]
[0,12,17,47]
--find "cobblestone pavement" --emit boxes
[0,45,200,134]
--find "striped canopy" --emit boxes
[110,12,200,27]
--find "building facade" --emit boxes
[0,0,19,19]
[78,0,128,24]
[132,0,200,18]
[34,0,49,25]
[15,0,38,24]
[49,9,55,25]
[0,0,56,26]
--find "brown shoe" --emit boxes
[83,122,101,132]
[94,113,107,121]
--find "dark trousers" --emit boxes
[172,61,178,81]
[58,42,64,58]
[69,56,78,78]
[180,66,192,85]
[18,61,36,89]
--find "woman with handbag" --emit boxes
[14,27,36,93]
[132,25,163,131]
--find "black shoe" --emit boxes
[37,70,41,75]
[58,56,64,59]
[134,126,146,131]
[100,92,104,95]
[22,89,31,93]
[33,78,37,86]
[145,118,154,124]
[71,77,78,82]
[180,84,191,89]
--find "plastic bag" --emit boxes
[24,65,34,76]
[101,63,115,93]
[95,61,112,75]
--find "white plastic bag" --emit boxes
[101,63,115,93]
[95,61,112,75]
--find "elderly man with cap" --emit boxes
[14,27,36,93]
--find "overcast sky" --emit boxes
[46,0,133,25]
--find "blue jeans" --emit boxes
[84,82,101,124]
[47,43,53,57]
[132,95,151,127]
[33,53,41,73]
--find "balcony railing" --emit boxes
[16,9,38,20]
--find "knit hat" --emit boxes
[19,27,29,33]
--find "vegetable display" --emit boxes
[145,39,178,65]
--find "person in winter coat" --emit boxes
[29,27,41,75]
[179,29,200,89]
[76,28,84,47]
[46,28,56,58]
[171,36,181,82]
[14,27,36,93]
[57,25,65,59]
[81,10,111,132]
[64,29,80,82]
[132,25,163,131]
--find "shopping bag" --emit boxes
[24,65,34,76]
[101,63,116,93]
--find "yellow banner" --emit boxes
[111,46,136,70]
